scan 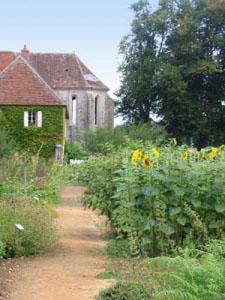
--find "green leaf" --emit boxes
[215,203,225,213]
[169,207,181,217]
[161,224,175,236]
[173,187,185,197]
[190,199,201,208]
[177,216,187,226]
[209,220,221,229]
[139,219,156,232]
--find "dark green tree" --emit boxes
[117,0,225,147]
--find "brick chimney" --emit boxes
[21,45,31,60]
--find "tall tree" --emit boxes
[117,0,225,147]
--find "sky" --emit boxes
[0,0,158,123]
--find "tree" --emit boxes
[117,0,225,147]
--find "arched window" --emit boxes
[72,95,77,125]
[94,96,99,125]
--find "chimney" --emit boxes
[21,45,31,60]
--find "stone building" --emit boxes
[0,46,114,142]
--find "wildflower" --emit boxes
[143,155,152,168]
[152,147,160,160]
[171,138,177,146]
[131,150,142,164]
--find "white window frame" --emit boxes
[24,111,42,128]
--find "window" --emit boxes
[72,95,77,125]
[24,111,42,128]
[94,96,99,125]
[28,112,37,125]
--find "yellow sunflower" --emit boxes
[131,150,142,164]
[208,147,218,160]
[171,138,177,146]
[152,147,160,160]
[143,155,152,168]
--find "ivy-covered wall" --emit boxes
[0,105,65,158]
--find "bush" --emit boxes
[82,123,168,154]
[64,142,88,162]
[79,144,225,256]
[0,200,57,257]
[0,129,16,158]
[97,282,152,300]
[105,239,131,258]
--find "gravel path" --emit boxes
[8,185,111,300]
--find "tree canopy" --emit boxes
[117,0,225,147]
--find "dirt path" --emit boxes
[9,185,112,300]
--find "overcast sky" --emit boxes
[0,0,158,124]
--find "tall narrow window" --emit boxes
[72,95,77,125]
[95,96,99,125]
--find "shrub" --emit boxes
[0,200,57,257]
[105,239,131,258]
[64,142,88,162]
[82,123,168,154]
[97,282,152,300]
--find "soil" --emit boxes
[0,185,112,300]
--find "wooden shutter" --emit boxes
[24,111,28,127]
[37,111,42,127]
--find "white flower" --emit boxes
[15,224,24,231]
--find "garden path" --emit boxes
[9,185,112,300]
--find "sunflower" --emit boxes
[181,151,188,161]
[143,155,152,168]
[152,147,160,160]
[208,147,218,160]
[131,150,142,164]
[171,138,177,146]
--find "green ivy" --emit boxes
[0,105,65,158]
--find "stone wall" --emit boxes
[55,88,114,142]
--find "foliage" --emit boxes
[117,0,225,147]
[0,241,6,259]
[105,239,131,259]
[79,143,225,256]
[0,105,65,158]
[0,155,74,258]
[97,239,225,300]
[148,243,225,299]
[0,200,57,257]
[0,155,74,205]
[0,129,16,158]
[82,123,168,154]
[96,282,152,300]
[64,142,88,162]
[80,153,121,219]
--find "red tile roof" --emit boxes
[0,49,109,92]
[0,56,64,106]
[0,52,16,73]
[29,53,109,91]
